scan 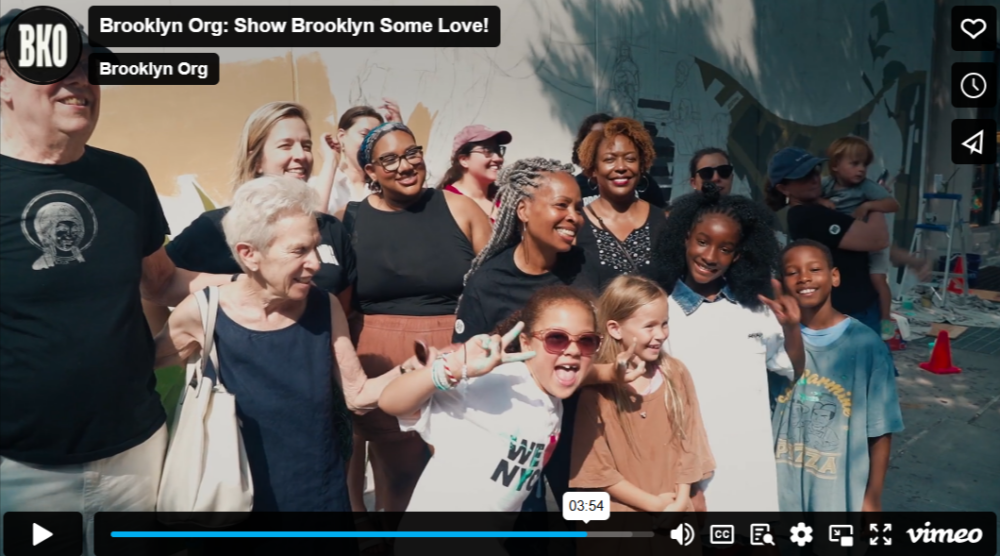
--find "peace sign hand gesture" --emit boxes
[443,322,536,380]
[615,338,647,383]
[758,278,802,329]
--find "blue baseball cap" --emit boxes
[767,147,827,187]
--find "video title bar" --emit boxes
[88,6,501,48]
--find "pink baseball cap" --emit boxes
[452,125,513,155]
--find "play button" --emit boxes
[2,512,82,555]
[32,523,54,546]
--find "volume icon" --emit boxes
[670,522,696,546]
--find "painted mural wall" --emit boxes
[2,0,933,239]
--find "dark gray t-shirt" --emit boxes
[771,318,904,511]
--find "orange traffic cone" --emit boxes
[919,330,961,374]
[947,256,966,294]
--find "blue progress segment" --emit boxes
[111,531,590,538]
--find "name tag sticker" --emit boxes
[317,244,339,265]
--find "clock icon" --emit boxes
[960,72,988,99]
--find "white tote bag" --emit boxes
[157,286,253,525]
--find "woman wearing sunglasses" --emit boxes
[335,122,492,515]
[689,148,735,196]
[573,118,671,291]
[437,125,512,222]
[380,285,603,512]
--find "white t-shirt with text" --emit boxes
[400,361,562,512]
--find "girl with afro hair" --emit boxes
[651,183,804,513]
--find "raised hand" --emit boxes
[380,98,403,123]
[444,322,536,380]
[758,278,801,329]
[616,338,647,383]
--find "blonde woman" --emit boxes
[166,102,355,310]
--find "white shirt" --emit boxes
[663,281,793,512]
[400,362,562,512]
[325,173,371,216]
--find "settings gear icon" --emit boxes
[790,523,814,547]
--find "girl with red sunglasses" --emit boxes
[378,286,601,513]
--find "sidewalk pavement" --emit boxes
[883,341,1000,531]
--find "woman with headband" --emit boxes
[336,121,491,514]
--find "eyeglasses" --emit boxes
[376,147,425,172]
[695,164,734,181]
[530,329,603,356]
[469,145,506,158]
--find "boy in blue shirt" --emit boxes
[772,239,904,512]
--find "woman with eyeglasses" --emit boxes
[572,113,667,209]
[689,147,735,196]
[335,121,491,514]
[437,125,511,222]
[573,118,671,291]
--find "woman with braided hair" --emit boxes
[452,157,599,344]
[574,117,670,290]
[334,121,491,515]
[649,183,805,516]
[450,157,600,518]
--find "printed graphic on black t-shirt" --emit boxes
[1,148,169,465]
[20,189,99,270]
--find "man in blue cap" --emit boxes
[764,146,890,331]
[0,9,228,554]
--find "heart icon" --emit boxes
[961,18,987,40]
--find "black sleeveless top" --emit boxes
[345,188,474,316]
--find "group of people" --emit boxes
[1,13,913,556]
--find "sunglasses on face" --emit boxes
[376,147,425,172]
[530,329,602,356]
[696,164,734,181]
[469,145,506,158]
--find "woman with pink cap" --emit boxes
[437,125,512,223]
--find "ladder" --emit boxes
[899,193,971,308]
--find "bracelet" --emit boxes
[431,358,453,391]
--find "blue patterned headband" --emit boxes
[358,121,413,168]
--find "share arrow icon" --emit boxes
[962,129,985,155]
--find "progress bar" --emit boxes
[111,531,654,538]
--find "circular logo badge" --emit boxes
[829,224,842,235]
[454,319,465,335]
[3,7,83,85]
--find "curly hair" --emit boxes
[653,183,780,309]
[462,157,576,286]
[576,118,656,176]
[571,113,613,165]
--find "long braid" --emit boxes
[462,157,575,286]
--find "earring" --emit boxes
[587,176,597,189]
[637,175,649,193]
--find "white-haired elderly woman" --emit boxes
[154,176,407,512]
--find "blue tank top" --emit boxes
[207,286,351,512]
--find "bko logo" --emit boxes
[2,6,83,85]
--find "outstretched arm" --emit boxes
[154,294,204,369]
[329,294,402,413]
[379,323,534,416]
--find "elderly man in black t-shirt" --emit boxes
[0,10,229,554]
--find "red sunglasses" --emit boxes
[530,329,602,356]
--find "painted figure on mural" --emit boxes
[609,41,640,119]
